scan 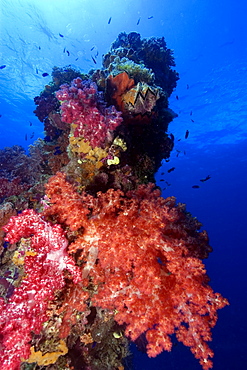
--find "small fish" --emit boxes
[95,51,99,58]
[59,33,64,37]
[25,134,27,141]
[75,57,79,61]
[137,17,141,25]
[36,68,38,74]
[63,47,66,53]
[0,65,6,69]
[167,167,175,173]
[165,181,171,186]
[66,50,70,56]
[191,119,195,122]
[30,132,34,139]
[177,138,181,141]
[186,84,189,89]
[108,17,112,24]
[190,110,193,116]
[192,185,200,189]
[161,172,165,175]
[184,150,186,155]
[176,95,179,100]
[160,179,165,182]
[200,175,211,182]
[91,56,97,64]
[42,72,49,77]
[176,150,181,157]
[185,130,189,139]
[0,114,2,118]
[170,133,175,142]
[29,121,32,126]
[91,46,95,51]
[148,16,154,19]
[165,158,170,162]
[38,46,41,50]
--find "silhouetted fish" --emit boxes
[59,33,64,37]
[36,68,38,74]
[192,185,200,189]
[191,119,195,122]
[63,47,66,53]
[167,167,175,173]
[176,95,179,100]
[0,65,6,69]
[42,73,49,77]
[91,56,97,64]
[91,46,95,51]
[0,114,2,118]
[185,130,189,139]
[25,134,27,141]
[187,84,189,89]
[30,132,34,139]
[148,16,154,19]
[108,17,112,24]
[137,17,141,25]
[66,50,70,56]
[29,121,32,126]
[190,111,193,116]
[200,175,211,182]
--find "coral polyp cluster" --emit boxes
[0,32,228,370]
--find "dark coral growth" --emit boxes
[103,31,179,96]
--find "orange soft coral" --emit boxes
[108,71,135,111]
[42,172,228,370]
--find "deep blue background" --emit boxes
[0,0,246,369]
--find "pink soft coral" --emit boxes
[56,78,123,148]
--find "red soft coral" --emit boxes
[43,173,229,370]
[0,210,81,370]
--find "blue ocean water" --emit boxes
[0,0,246,369]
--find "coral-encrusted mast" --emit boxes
[0,32,229,370]
[0,210,81,370]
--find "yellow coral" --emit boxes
[113,137,127,151]
[107,156,120,166]
[12,238,37,266]
[69,136,91,154]
[26,340,68,366]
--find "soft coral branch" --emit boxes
[43,173,229,370]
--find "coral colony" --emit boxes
[0,32,228,370]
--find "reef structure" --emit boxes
[0,32,228,370]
